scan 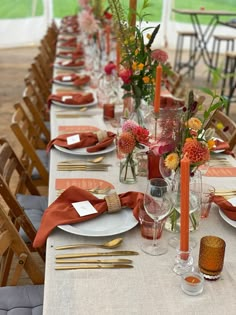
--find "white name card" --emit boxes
[72,200,98,216]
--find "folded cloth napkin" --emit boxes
[212,195,236,220]
[33,186,144,248]
[47,92,94,108]
[53,73,90,86]
[47,131,116,153]
[57,51,84,60]
[56,59,85,68]
[211,139,230,151]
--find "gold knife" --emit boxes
[55,259,132,264]
[56,251,139,259]
[55,264,133,270]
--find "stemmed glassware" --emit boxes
[142,178,174,256]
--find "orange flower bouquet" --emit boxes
[118,120,149,183]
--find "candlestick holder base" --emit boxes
[173,248,194,275]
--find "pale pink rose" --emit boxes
[79,10,99,34]
[151,49,168,63]
[119,68,132,84]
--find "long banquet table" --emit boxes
[42,81,236,314]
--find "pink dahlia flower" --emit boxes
[79,10,98,34]
[151,49,168,63]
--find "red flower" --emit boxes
[104,61,116,75]
[134,126,149,144]
[119,68,132,84]
[104,11,113,20]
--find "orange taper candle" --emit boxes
[154,64,162,113]
[129,0,137,27]
[116,42,120,72]
[180,155,190,254]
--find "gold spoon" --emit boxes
[55,238,123,250]
[59,156,104,164]
[89,156,104,163]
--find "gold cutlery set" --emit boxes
[54,238,138,270]
[215,189,236,197]
[57,161,111,171]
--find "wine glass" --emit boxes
[142,178,174,256]
[159,155,176,187]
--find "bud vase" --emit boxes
[165,170,202,233]
[119,152,137,184]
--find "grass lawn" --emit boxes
[0,0,235,24]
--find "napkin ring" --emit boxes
[105,193,121,213]
[96,130,107,142]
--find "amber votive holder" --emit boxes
[181,271,204,296]
[198,235,226,280]
[103,103,115,120]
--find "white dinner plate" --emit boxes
[54,63,84,70]
[54,141,116,156]
[51,92,97,108]
[219,197,236,228]
[211,137,225,154]
[58,208,138,237]
[53,78,89,87]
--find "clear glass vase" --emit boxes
[119,153,137,184]
[165,169,202,233]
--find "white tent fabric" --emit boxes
[0,0,54,48]
[0,1,234,50]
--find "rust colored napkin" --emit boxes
[47,131,116,152]
[59,37,77,47]
[212,195,236,220]
[33,186,144,248]
[56,59,85,67]
[53,73,90,86]
[47,92,94,108]
[212,139,230,151]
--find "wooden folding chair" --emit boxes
[0,203,44,313]
[10,103,49,187]
[23,84,50,143]
[204,109,236,151]
[0,136,47,262]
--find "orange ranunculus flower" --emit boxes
[164,153,180,170]
[137,63,144,71]
[183,138,210,164]
[187,117,202,130]
[142,76,150,83]
[132,62,137,70]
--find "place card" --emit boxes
[72,200,97,216]
[62,60,72,66]
[62,95,73,102]
[62,75,72,81]
[67,134,80,145]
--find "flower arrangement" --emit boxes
[151,89,228,175]
[108,0,170,108]
[118,119,149,183]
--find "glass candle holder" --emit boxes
[181,271,204,296]
[198,235,226,280]
[173,248,194,275]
